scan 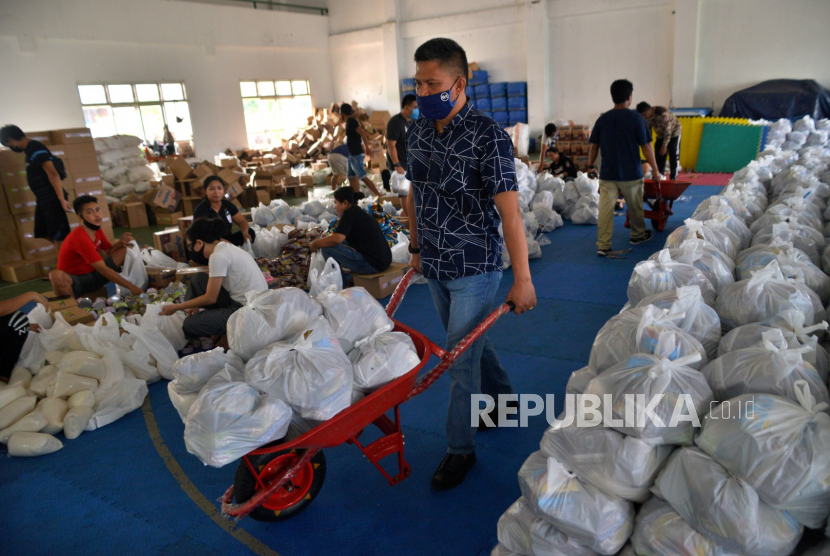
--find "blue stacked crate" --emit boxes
[489,82,509,126]
[401,78,415,96]
[468,70,488,86]
[507,81,527,125]
[465,85,476,103]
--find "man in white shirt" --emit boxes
[160,217,267,341]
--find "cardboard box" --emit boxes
[368,110,392,130]
[19,236,56,260]
[146,267,177,289]
[152,208,184,227]
[51,128,94,145]
[124,202,149,228]
[176,266,208,285]
[283,184,308,197]
[35,254,59,278]
[181,196,200,217]
[557,141,571,155]
[255,188,270,206]
[225,181,244,200]
[352,262,410,299]
[152,185,182,212]
[161,173,175,187]
[165,157,195,180]
[71,172,103,190]
[56,142,97,159]
[13,211,36,234]
[1,168,27,189]
[153,227,186,262]
[0,150,25,169]
[381,195,403,209]
[0,183,9,217]
[177,215,194,237]
[558,126,572,141]
[299,175,313,186]
[219,158,240,169]
[5,186,38,215]
[57,305,95,326]
[67,156,100,177]
[217,168,241,188]
[0,215,22,264]
[42,290,77,312]
[26,131,52,145]
[0,259,41,282]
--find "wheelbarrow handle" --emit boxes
[404,300,514,402]
[386,267,418,318]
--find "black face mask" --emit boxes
[188,242,209,266]
[82,217,101,232]
[8,146,23,153]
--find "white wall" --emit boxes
[327,0,386,35]
[547,0,676,126]
[0,0,334,157]
[694,0,830,111]
[329,28,388,109]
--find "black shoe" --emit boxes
[430,452,476,490]
[478,399,519,431]
[630,230,653,245]
[597,249,610,257]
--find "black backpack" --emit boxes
[52,156,67,180]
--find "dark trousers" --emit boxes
[181,273,242,339]
[654,135,681,180]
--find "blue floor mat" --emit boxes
[2,186,720,556]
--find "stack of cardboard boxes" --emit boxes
[556,124,593,171]
[0,127,110,283]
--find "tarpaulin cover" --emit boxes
[719,80,830,120]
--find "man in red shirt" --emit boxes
[49,195,144,298]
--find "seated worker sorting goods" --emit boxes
[192,175,255,247]
[49,195,144,298]
[309,186,392,281]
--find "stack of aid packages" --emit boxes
[171,283,421,468]
[491,116,830,556]
[0,301,190,457]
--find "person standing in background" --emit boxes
[386,93,418,175]
[588,80,662,257]
[327,143,350,190]
[537,123,558,172]
[162,124,176,156]
[636,102,681,180]
[341,103,381,197]
[0,125,72,242]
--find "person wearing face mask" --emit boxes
[309,186,392,284]
[160,217,267,341]
[386,93,418,175]
[0,125,73,243]
[405,38,537,490]
[192,175,255,247]
[49,195,143,298]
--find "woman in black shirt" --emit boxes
[192,176,255,247]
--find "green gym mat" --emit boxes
[694,122,763,173]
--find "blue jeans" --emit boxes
[320,244,378,280]
[427,271,513,454]
[346,153,368,179]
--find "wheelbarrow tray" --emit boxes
[643,179,692,200]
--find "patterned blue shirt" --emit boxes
[406,102,518,281]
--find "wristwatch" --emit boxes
[394,163,402,168]
[408,245,421,254]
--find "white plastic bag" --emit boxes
[37,312,76,352]
[632,497,745,556]
[168,381,199,422]
[348,326,420,391]
[244,318,353,420]
[317,287,393,351]
[715,260,818,331]
[121,304,179,380]
[518,451,633,555]
[141,247,182,269]
[565,366,596,395]
[49,371,98,398]
[36,397,68,434]
[157,303,187,351]
[648,238,735,291]
[77,313,122,356]
[86,378,149,431]
[532,205,563,232]
[227,288,323,362]
[540,420,673,502]
[496,497,598,556]
[306,251,327,290]
[634,286,722,360]
[7,432,63,457]
[117,241,149,296]
[184,377,292,467]
[655,447,802,556]
[665,218,740,260]
[702,330,829,407]
[390,232,410,264]
[57,351,105,381]
[0,412,47,444]
[0,395,38,429]
[171,348,245,394]
[9,366,31,388]
[63,406,94,439]
[309,257,344,298]
[697,386,830,528]
[628,250,717,307]
[585,347,712,445]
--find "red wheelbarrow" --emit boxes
[220,268,514,522]
[624,179,692,232]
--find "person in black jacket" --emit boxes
[309,187,391,279]
[192,176,255,248]
[545,147,578,180]
[1,125,72,242]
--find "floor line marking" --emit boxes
[142,396,281,556]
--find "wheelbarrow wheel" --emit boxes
[233,448,326,522]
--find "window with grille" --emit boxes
[77,83,193,147]
[240,80,313,149]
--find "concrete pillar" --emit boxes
[382,0,402,112]
[672,0,701,107]
[525,0,550,138]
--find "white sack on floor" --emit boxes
[497,497,599,556]
[665,218,740,260]
[518,451,633,555]
[696,386,830,528]
[348,326,420,391]
[655,447,802,556]
[86,378,148,431]
[648,239,735,291]
[627,250,717,307]
[316,287,393,351]
[171,348,245,394]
